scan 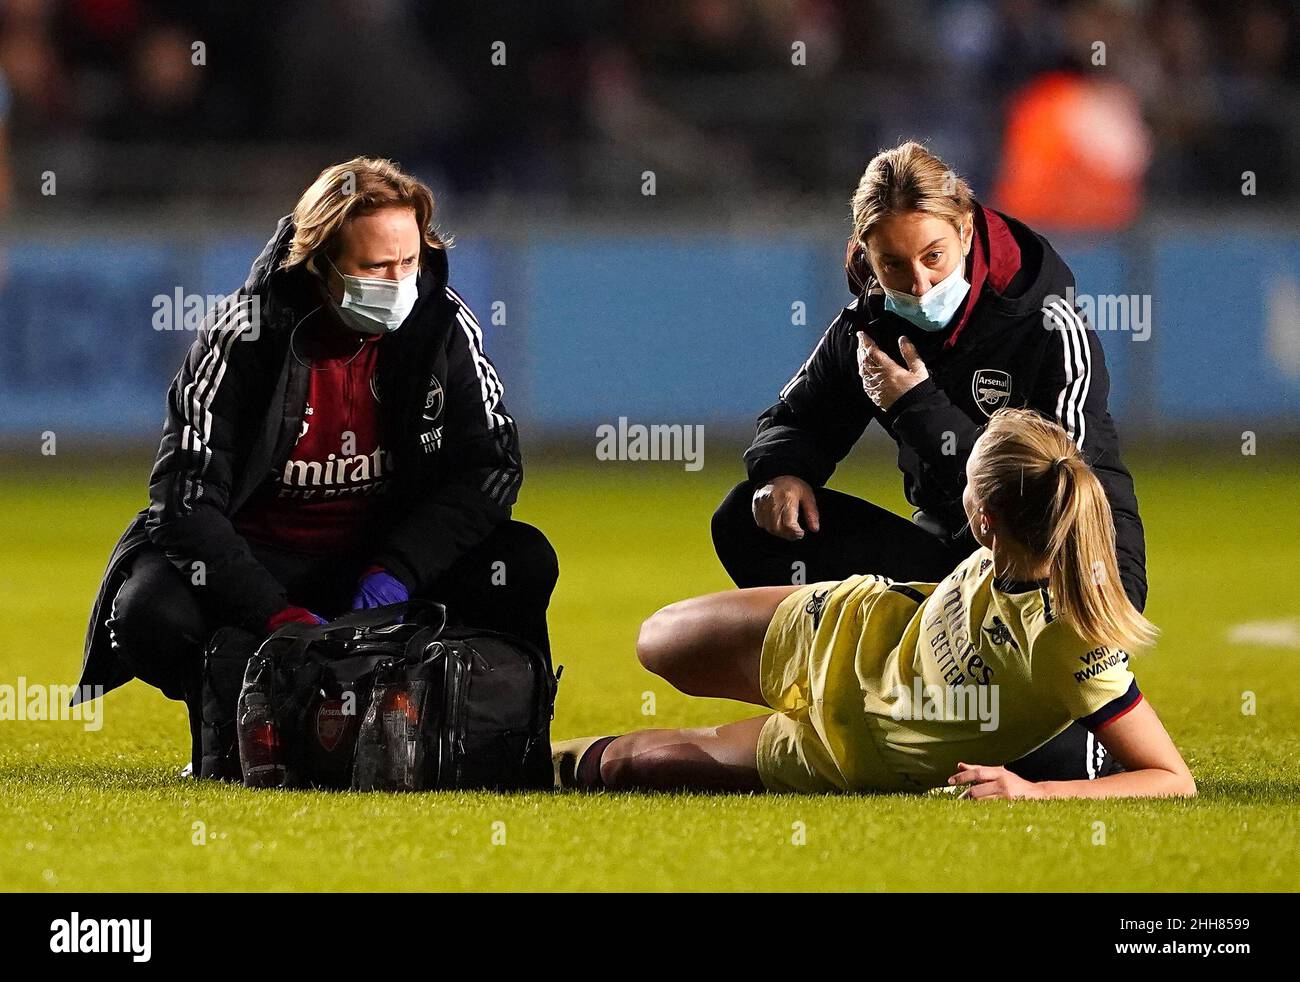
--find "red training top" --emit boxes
[233,322,394,556]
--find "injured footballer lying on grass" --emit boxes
[553,409,1195,800]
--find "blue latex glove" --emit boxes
[351,567,410,610]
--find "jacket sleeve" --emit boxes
[1034,299,1149,611]
[370,297,522,593]
[882,375,984,513]
[743,311,876,487]
[146,294,289,631]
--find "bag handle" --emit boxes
[324,599,447,633]
[256,600,448,660]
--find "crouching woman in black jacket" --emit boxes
[712,141,1147,782]
[75,157,557,769]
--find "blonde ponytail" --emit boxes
[970,409,1157,651]
[1045,456,1157,650]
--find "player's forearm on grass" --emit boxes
[1038,699,1195,799]
[1035,768,1196,799]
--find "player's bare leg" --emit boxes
[597,715,771,792]
[635,586,799,705]
[553,587,793,790]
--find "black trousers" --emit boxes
[108,521,558,766]
[712,480,1112,783]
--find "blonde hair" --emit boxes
[281,156,446,271]
[850,141,975,248]
[969,408,1157,652]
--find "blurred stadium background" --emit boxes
[0,0,1297,443]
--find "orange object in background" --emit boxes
[992,71,1153,232]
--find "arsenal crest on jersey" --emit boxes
[971,369,1012,417]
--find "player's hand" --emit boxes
[858,331,928,411]
[947,762,1045,800]
[752,475,820,541]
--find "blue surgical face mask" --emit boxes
[327,256,419,335]
[880,260,970,332]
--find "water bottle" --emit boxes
[237,655,286,788]
[355,659,422,790]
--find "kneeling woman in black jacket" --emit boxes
[712,141,1148,782]
[76,157,557,768]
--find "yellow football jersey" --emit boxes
[757,547,1142,793]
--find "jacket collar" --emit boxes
[941,203,1022,350]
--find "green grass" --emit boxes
[1,445,1297,891]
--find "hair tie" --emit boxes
[1052,456,1070,472]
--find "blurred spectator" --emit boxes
[992,70,1153,230]
[0,0,1293,212]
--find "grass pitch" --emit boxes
[1,442,1297,891]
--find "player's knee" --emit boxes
[636,603,687,677]
[635,611,664,673]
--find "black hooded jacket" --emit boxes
[744,208,1148,610]
[76,216,522,697]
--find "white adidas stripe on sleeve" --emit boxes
[447,287,512,436]
[1046,299,1092,449]
[178,297,257,511]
